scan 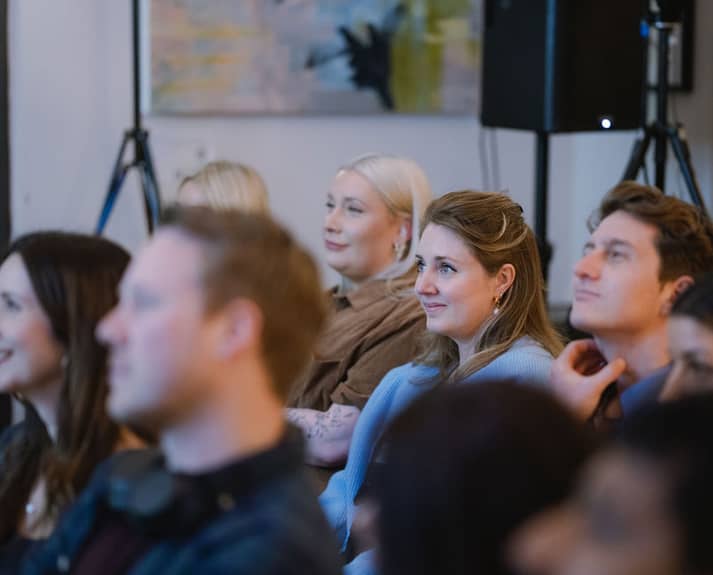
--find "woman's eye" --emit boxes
[346,206,363,214]
[1,296,20,311]
[415,260,425,272]
[439,263,455,274]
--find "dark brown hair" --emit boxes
[0,232,129,540]
[671,271,713,330]
[416,191,562,382]
[162,207,327,400]
[377,380,595,575]
[590,181,713,282]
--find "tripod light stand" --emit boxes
[622,4,706,212]
[96,0,161,234]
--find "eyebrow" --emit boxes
[605,239,634,249]
[341,196,367,205]
[415,255,464,264]
[586,238,635,250]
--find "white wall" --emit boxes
[9,1,713,303]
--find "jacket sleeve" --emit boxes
[320,364,428,552]
[328,315,424,410]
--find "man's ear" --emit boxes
[660,275,694,316]
[216,299,263,359]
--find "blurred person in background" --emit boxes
[0,233,141,570]
[511,394,713,575]
[176,160,269,214]
[374,380,595,575]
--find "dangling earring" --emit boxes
[493,293,502,315]
[60,354,69,371]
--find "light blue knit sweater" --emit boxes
[319,336,554,575]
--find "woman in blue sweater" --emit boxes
[320,190,563,574]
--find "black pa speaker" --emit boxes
[481,0,645,133]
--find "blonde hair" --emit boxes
[178,160,269,214]
[417,191,563,383]
[339,154,432,279]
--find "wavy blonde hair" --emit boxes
[178,160,269,214]
[416,190,563,383]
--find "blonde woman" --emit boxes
[176,160,269,213]
[286,154,432,476]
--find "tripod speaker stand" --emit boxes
[622,9,706,212]
[96,0,161,234]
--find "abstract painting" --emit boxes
[150,0,481,114]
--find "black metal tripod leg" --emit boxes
[139,136,162,224]
[96,165,131,234]
[134,131,162,233]
[623,128,652,181]
[669,126,707,213]
[138,164,161,234]
[96,134,132,234]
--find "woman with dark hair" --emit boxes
[659,271,713,400]
[376,380,595,575]
[320,190,563,574]
[0,232,141,564]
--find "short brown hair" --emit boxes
[590,181,713,282]
[162,207,327,400]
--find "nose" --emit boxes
[324,206,342,233]
[574,250,602,281]
[415,266,437,295]
[96,305,125,347]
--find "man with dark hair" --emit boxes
[21,208,341,575]
[552,181,713,428]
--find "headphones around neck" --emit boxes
[105,450,224,537]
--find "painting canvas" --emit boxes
[150,0,481,115]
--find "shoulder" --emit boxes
[358,363,438,422]
[508,336,555,360]
[470,337,554,387]
[174,473,342,574]
[0,421,30,468]
[0,422,24,451]
[371,362,440,411]
[382,362,439,388]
